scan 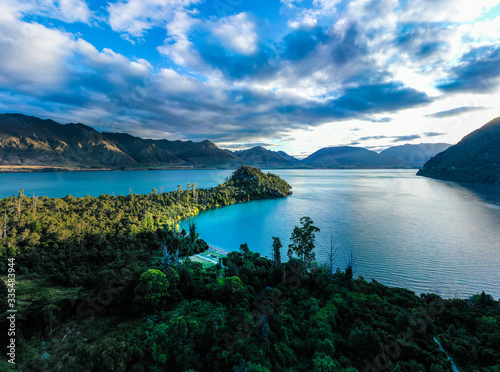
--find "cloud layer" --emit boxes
[1,0,499,150]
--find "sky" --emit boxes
[1,0,500,157]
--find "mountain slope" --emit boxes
[0,113,242,169]
[381,143,451,167]
[417,118,500,186]
[302,146,401,168]
[234,146,305,168]
[0,114,137,168]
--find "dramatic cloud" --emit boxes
[437,45,500,93]
[0,0,499,153]
[211,13,258,56]
[0,15,75,91]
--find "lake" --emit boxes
[1,169,499,299]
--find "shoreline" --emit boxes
[0,165,419,173]
[0,165,207,173]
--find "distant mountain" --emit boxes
[233,146,306,168]
[0,113,242,170]
[0,114,138,168]
[381,143,451,167]
[276,151,301,163]
[417,118,500,186]
[302,146,401,168]
[0,114,306,171]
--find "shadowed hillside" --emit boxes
[417,118,500,186]
[0,114,299,170]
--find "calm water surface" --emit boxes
[1,169,499,298]
[184,169,500,299]
[0,169,232,198]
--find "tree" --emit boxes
[135,269,170,309]
[327,235,337,283]
[189,222,197,243]
[16,189,25,218]
[239,243,250,259]
[272,236,282,268]
[289,217,319,276]
[42,304,60,335]
[192,182,197,204]
[345,251,355,290]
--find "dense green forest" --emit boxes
[0,167,499,371]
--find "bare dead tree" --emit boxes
[327,234,338,283]
[32,194,37,215]
[16,189,24,218]
[0,211,7,240]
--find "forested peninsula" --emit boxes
[0,166,499,371]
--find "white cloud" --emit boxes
[76,40,152,79]
[56,0,93,23]
[211,13,258,55]
[288,14,317,29]
[313,0,341,11]
[155,68,199,94]
[401,0,499,23]
[466,15,500,43]
[285,0,341,30]
[5,0,93,24]
[157,11,209,72]
[0,17,75,90]
[107,0,200,37]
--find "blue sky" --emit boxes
[1,0,500,157]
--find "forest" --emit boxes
[0,166,499,371]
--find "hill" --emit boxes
[417,118,500,186]
[233,146,305,168]
[227,165,292,199]
[302,146,401,168]
[381,143,451,167]
[0,114,307,171]
[0,113,243,170]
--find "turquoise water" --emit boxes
[183,169,500,299]
[1,169,499,298]
[0,169,232,198]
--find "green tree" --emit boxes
[289,217,319,276]
[189,222,197,243]
[42,304,60,336]
[135,269,170,309]
[272,236,282,268]
[240,243,250,259]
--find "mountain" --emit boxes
[380,143,451,167]
[0,114,138,168]
[0,113,243,170]
[417,118,500,186]
[276,151,300,163]
[233,146,306,168]
[302,146,401,168]
[0,114,302,170]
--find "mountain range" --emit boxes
[380,143,451,167]
[0,113,450,171]
[301,146,400,168]
[0,114,243,170]
[417,117,500,186]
